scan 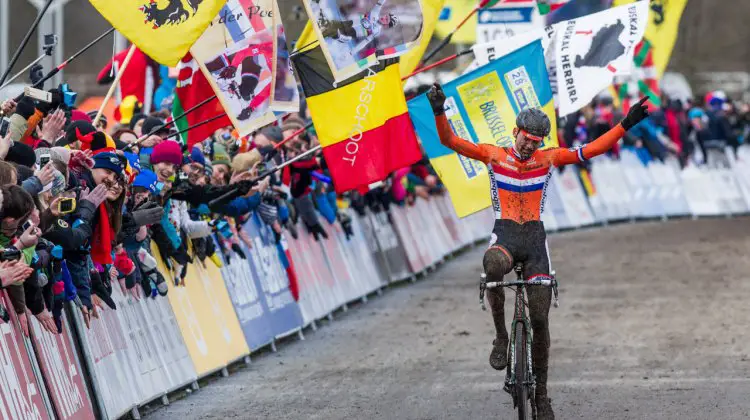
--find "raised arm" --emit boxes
[429,84,493,165]
[550,124,625,166]
[435,114,493,164]
[550,96,651,167]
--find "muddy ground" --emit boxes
[147,218,750,420]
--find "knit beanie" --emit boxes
[49,147,71,165]
[189,146,206,167]
[260,126,284,143]
[281,119,305,135]
[79,131,117,155]
[141,116,169,137]
[129,113,147,130]
[133,169,160,195]
[150,140,183,166]
[6,141,36,167]
[60,121,96,147]
[211,143,230,167]
[231,149,262,173]
[123,152,142,174]
[34,147,70,167]
[93,152,126,177]
[70,110,92,123]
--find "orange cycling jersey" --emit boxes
[435,114,625,224]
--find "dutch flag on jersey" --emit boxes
[492,165,549,193]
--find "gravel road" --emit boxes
[147,218,750,420]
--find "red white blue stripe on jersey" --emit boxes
[491,164,551,193]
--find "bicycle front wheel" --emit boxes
[514,322,530,420]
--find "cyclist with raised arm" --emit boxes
[427,84,649,419]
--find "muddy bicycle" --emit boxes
[479,263,559,420]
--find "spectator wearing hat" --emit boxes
[150,140,182,190]
[87,111,108,132]
[129,113,147,136]
[211,143,232,186]
[138,116,173,168]
[57,120,96,149]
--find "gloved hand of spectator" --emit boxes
[90,270,116,310]
[29,64,44,86]
[132,201,164,227]
[80,184,109,209]
[339,212,354,240]
[231,243,247,260]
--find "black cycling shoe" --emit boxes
[489,337,508,370]
[535,396,555,420]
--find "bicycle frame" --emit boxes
[479,265,559,418]
[506,267,534,408]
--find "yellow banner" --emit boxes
[434,0,478,44]
[89,0,226,66]
[154,245,249,375]
[400,0,446,77]
[613,0,688,77]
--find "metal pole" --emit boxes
[0,54,46,89]
[0,0,8,75]
[0,0,55,86]
[53,3,64,86]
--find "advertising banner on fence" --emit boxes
[243,214,304,338]
[156,245,249,376]
[218,213,303,349]
[408,40,557,217]
[364,211,411,282]
[0,292,49,420]
[28,311,95,420]
[218,237,276,351]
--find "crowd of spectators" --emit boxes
[0,81,446,337]
[559,91,750,169]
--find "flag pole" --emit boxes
[92,44,137,126]
[12,27,115,102]
[164,112,227,142]
[402,49,473,81]
[273,122,314,150]
[122,94,219,150]
[0,0,55,86]
[420,0,492,66]
[207,145,323,209]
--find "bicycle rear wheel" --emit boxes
[514,322,530,420]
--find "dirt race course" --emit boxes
[147,218,750,420]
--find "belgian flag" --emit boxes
[290,24,422,193]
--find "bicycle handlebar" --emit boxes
[479,273,560,310]
[484,279,554,288]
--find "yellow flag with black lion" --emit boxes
[89,0,228,66]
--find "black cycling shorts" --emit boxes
[488,219,550,279]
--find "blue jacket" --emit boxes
[220,193,262,217]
